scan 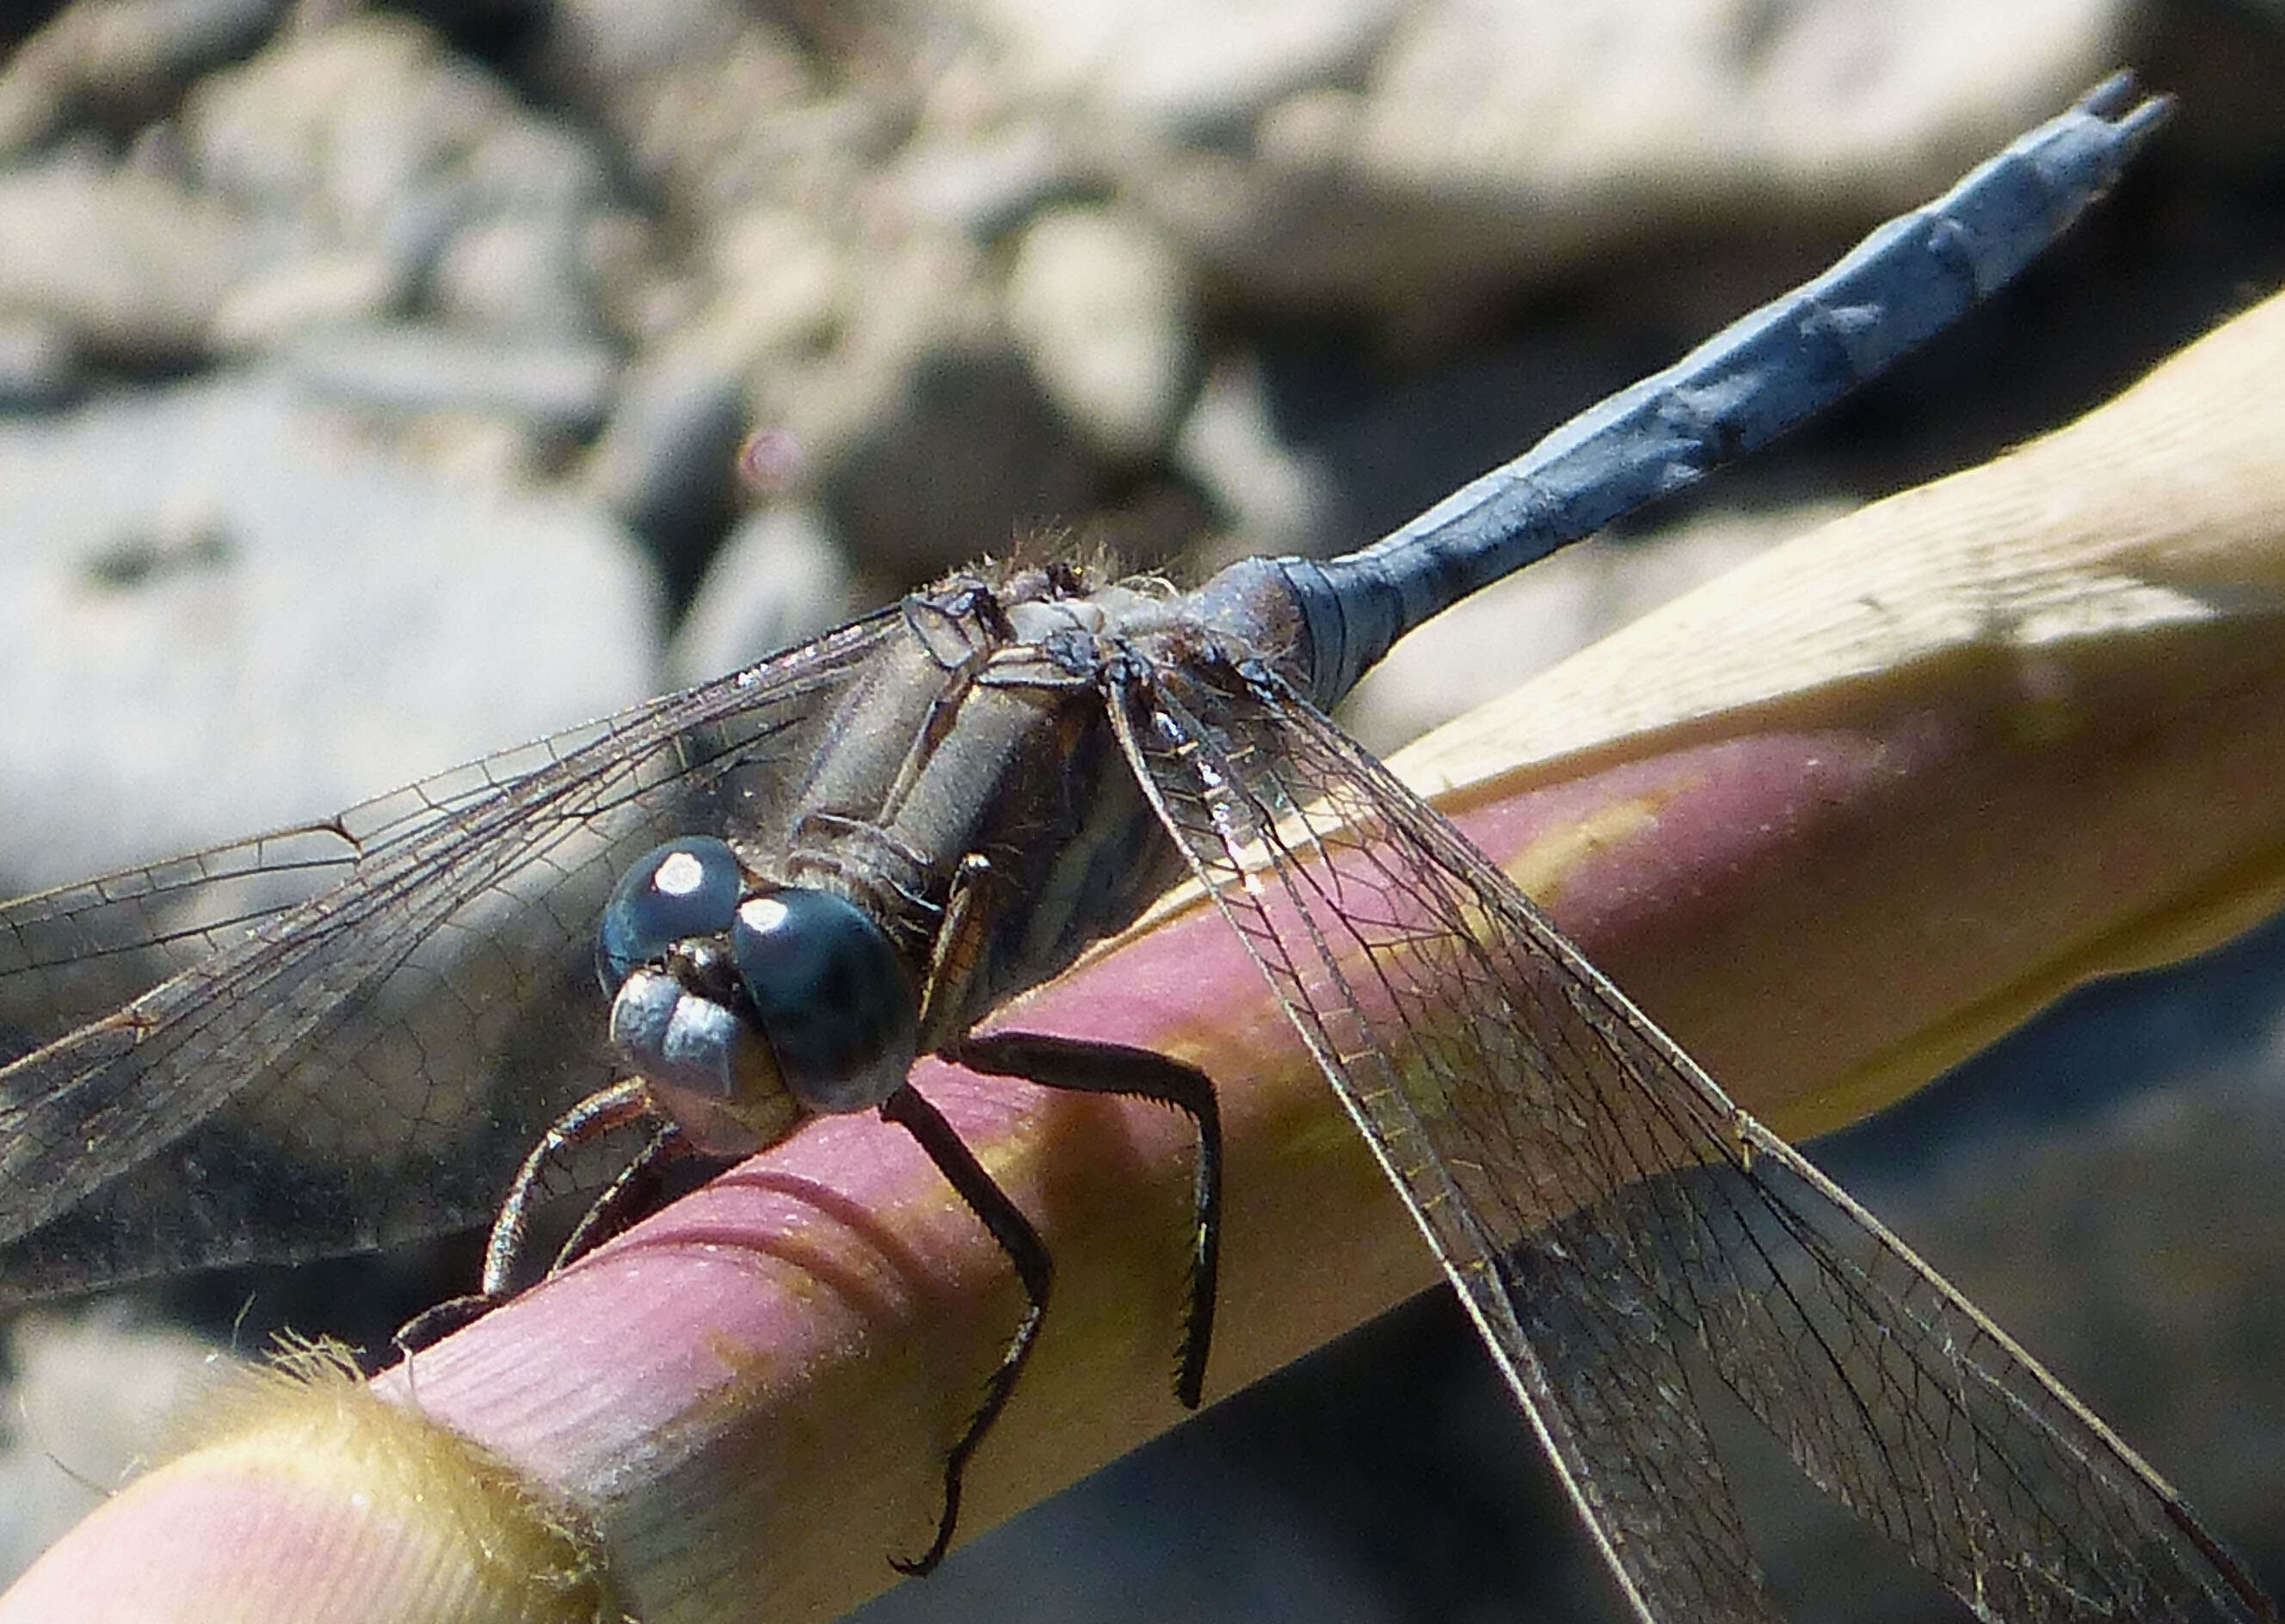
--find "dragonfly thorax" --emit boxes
[598,837,921,1154]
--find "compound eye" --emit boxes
[596,836,746,993]
[730,887,919,1113]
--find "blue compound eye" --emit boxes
[595,836,746,993]
[730,887,919,1113]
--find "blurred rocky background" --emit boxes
[0,1,2282,1620]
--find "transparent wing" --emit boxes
[0,607,904,1305]
[1108,653,2271,1624]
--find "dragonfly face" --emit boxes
[596,835,840,1153]
[585,574,1174,1149]
[576,563,1202,1160]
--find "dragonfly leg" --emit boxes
[948,1030,1222,1407]
[915,852,996,1042]
[547,1120,693,1274]
[878,1080,1052,1577]
[394,1078,659,1355]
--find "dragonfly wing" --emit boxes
[1106,653,2270,1624]
[0,609,902,1304]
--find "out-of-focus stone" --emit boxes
[893,119,1088,242]
[430,215,602,340]
[171,17,629,358]
[745,227,997,461]
[1349,0,2122,206]
[580,206,680,342]
[0,317,81,408]
[989,0,2136,309]
[207,251,405,351]
[724,223,1089,581]
[1005,206,1194,464]
[0,160,256,364]
[181,13,534,292]
[534,0,760,89]
[582,342,753,591]
[279,321,619,438]
[1173,358,1338,563]
[185,15,496,224]
[457,114,615,219]
[953,0,1398,135]
[0,372,660,892]
[0,0,286,154]
[667,501,861,686]
[818,341,1100,580]
[533,0,847,219]
[699,207,847,365]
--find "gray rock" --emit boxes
[0,317,81,409]
[577,206,679,341]
[182,15,506,237]
[893,120,1091,242]
[458,114,616,220]
[697,206,849,364]
[279,321,619,437]
[430,214,604,341]
[0,160,256,364]
[666,501,861,687]
[0,0,286,155]
[1005,206,1195,464]
[432,117,622,342]
[953,0,1398,137]
[1173,357,1337,563]
[0,372,661,892]
[1355,0,2127,211]
[533,0,849,218]
[704,220,1098,581]
[536,0,761,89]
[1105,0,2128,306]
[581,342,754,587]
[818,341,1100,580]
[180,12,615,318]
[207,251,407,353]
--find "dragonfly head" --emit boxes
[598,837,921,1152]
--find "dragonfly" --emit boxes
[1,77,2270,1622]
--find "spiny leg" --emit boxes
[878,860,1225,1566]
[395,1078,657,1356]
[949,1030,1222,1407]
[548,1120,694,1275]
[878,1080,1052,1576]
